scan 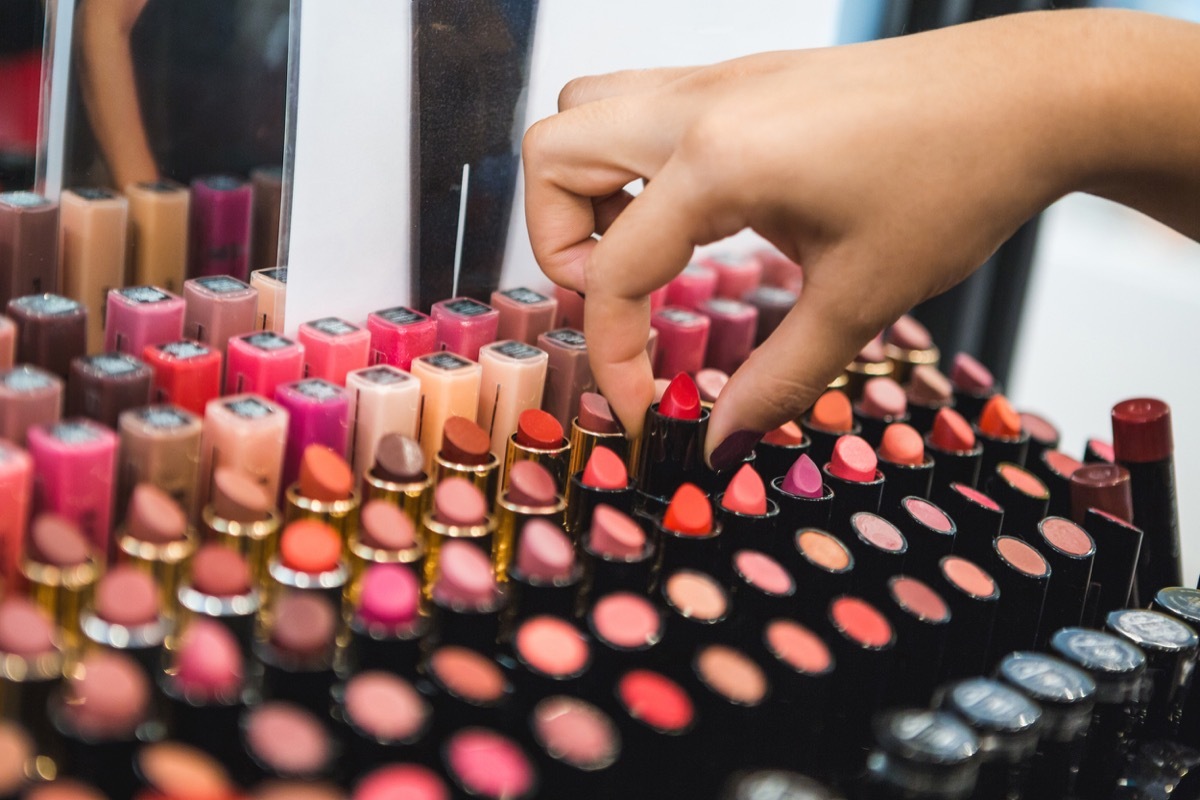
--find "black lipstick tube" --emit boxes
[877,454,934,516]
[565,471,636,539]
[822,464,884,539]
[635,402,709,513]
[926,438,983,508]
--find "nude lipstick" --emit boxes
[176,544,260,657]
[567,392,630,481]
[892,496,956,586]
[411,352,482,473]
[250,267,288,332]
[905,364,955,435]
[884,575,951,706]
[346,366,422,479]
[1032,516,1095,643]
[116,404,202,526]
[79,565,168,684]
[936,555,1000,680]
[125,180,189,293]
[844,336,893,401]
[0,598,64,762]
[988,535,1051,655]
[21,513,100,651]
[420,477,498,600]
[348,500,425,594]
[505,519,581,623]
[198,393,289,513]
[333,670,432,778]
[853,377,910,447]
[949,352,997,422]
[257,588,341,715]
[845,512,907,605]
[181,275,259,357]
[580,504,657,600]
[537,328,595,430]
[115,483,198,610]
[988,462,1049,538]
[0,363,62,446]
[495,460,567,580]
[429,539,509,652]
[637,373,708,512]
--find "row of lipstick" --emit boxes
[0,374,1197,800]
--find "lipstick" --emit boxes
[0,598,63,762]
[753,421,809,483]
[566,394,634,519]
[0,441,31,587]
[936,556,1000,680]
[799,389,859,468]
[26,419,117,557]
[995,652,1096,800]
[354,764,452,800]
[1032,448,1082,519]
[1084,508,1143,621]
[905,364,954,435]
[198,393,289,510]
[202,467,282,585]
[410,351,482,472]
[926,408,983,506]
[125,180,189,293]
[297,317,371,385]
[1049,627,1148,800]
[883,575,951,706]
[188,176,251,280]
[861,710,980,800]
[695,368,728,410]
[853,377,910,447]
[433,415,499,499]
[987,462,1049,537]
[333,670,431,778]
[495,460,567,580]
[768,453,833,539]
[256,591,340,716]
[250,267,288,333]
[824,595,895,773]
[277,380,350,491]
[884,314,939,385]
[700,298,757,375]
[988,535,1051,655]
[536,328,595,430]
[479,340,549,459]
[133,742,239,800]
[429,539,509,652]
[754,619,834,775]
[704,252,763,300]
[665,262,718,310]
[176,544,259,657]
[974,394,1030,479]
[181,275,258,357]
[507,614,592,705]
[362,433,431,522]
[728,551,794,639]
[118,403,202,521]
[0,364,61,446]
[791,530,855,629]
[135,367,205,435]
[659,568,730,657]
[891,496,956,586]
[637,373,708,511]
[649,306,710,378]
[844,336,893,401]
[1032,516,1095,644]
[51,650,150,800]
[267,520,349,616]
[422,645,514,735]
[250,166,282,271]
[845,512,907,604]
[6,294,87,380]
[877,423,934,513]
[938,483,1002,565]
[609,669,696,797]
[79,565,167,685]
[529,695,622,800]
[743,285,797,346]
[442,728,538,800]
[586,591,663,675]
[366,306,438,370]
[0,192,59,305]
[21,514,100,651]
[158,619,247,770]
[505,408,571,499]
[949,352,997,421]
[1112,397,1182,600]
[490,287,558,346]
[66,353,152,430]
[506,519,580,623]
[346,366,421,478]
[1019,410,1060,465]
[224,331,304,398]
[431,297,500,360]
[580,505,657,600]
[687,644,771,782]
[0,721,32,799]
[241,702,337,783]
[116,483,197,610]
[104,286,185,357]
[420,478,498,600]
[1106,608,1197,740]
[655,483,725,580]
[348,563,424,679]
[715,464,780,554]
[1068,461,1132,524]
[348,500,424,591]
[0,315,12,370]
[822,435,885,536]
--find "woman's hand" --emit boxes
[520,9,1200,468]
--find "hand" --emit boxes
[520,9,1200,467]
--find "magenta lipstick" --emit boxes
[27,419,117,559]
[275,380,350,494]
[348,563,424,679]
[366,305,437,370]
[768,453,834,537]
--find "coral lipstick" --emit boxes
[926,407,983,507]
[567,445,636,538]
[637,373,709,512]
[876,422,934,514]
[655,483,725,579]
[975,394,1030,478]
[754,420,811,483]
[801,389,860,468]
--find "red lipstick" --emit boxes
[636,373,709,512]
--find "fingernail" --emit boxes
[709,429,762,472]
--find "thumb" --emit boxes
[705,270,879,470]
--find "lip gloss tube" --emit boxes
[27,419,118,557]
[553,285,585,329]
[182,275,259,355]
[104,286,185,356]
[225,331,304,397]
[0,364,62,445]
[125,180,189,292]
[66,353,153,430]
[296,317,370,385]
[703,252,763,301]
[650,307,710,378]
[366,306,438,371]
[346,366,421,478]
[141,339,222,415]
[275,379,350,492]
[477,340,548,460]
[58,188,128,351]
[431,297,500,361]
[250,267,288,332]
[0,314,12,369]
[537,328,595,431]
[189,175,251,280]
[743,285,797,346]
[198,394,289,510]
[665,262,718,311]
[700,298,757,376]
[0,441,32,587]
[410,352,482,472]
[491,287,558,346]
[6,294,87,379]
[0,192,59,307]
[117,403,201,514]
[251,166,283,272]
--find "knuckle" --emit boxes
[557,77,593,112]
[521,118,555,165]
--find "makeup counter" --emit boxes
[0,228,1194,800]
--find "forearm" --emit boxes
[76,0,158,189]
